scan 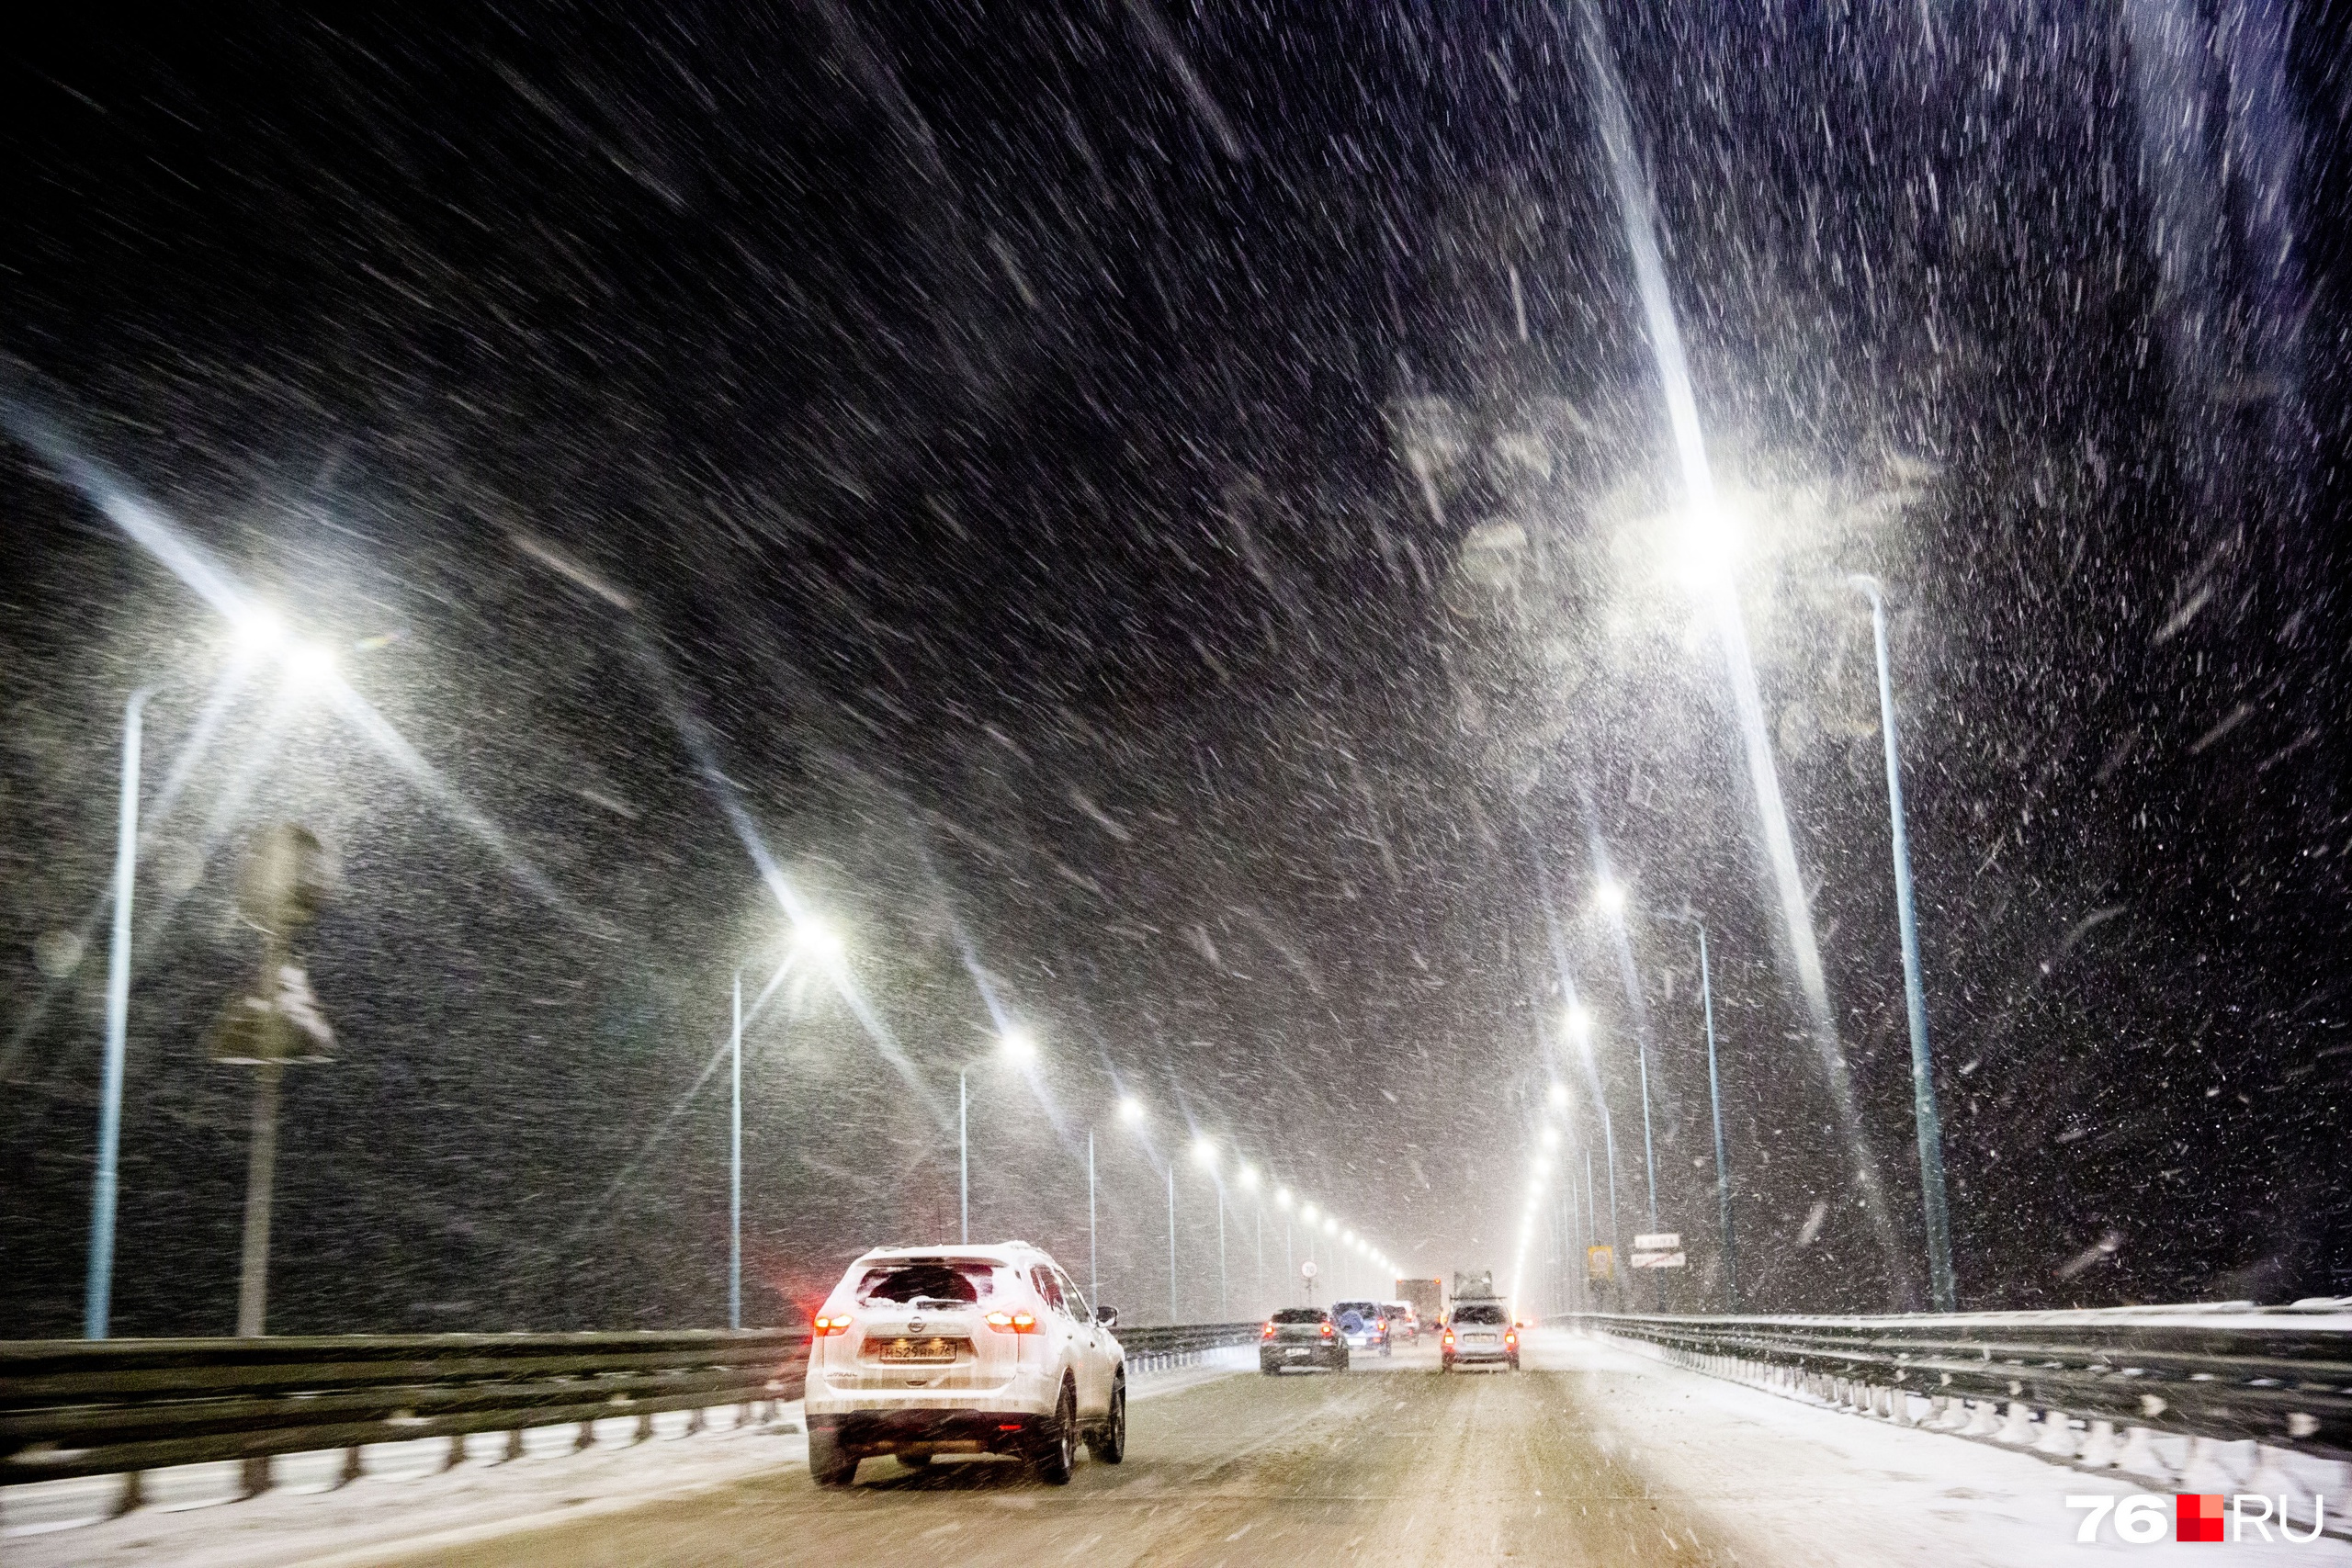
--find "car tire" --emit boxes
[1261,1360,1280,1375]
[808,1429,857,1487]
[1441,1357,1453,1373]
[1087,1375,1126,1465]
[1508,1357,1520,1371]
[1337,1352,1350,1373]
[1033,1380,1078,1485]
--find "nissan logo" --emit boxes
[908,1319,924,1334]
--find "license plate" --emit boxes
[871,1336,960,1363]
[1286,1347,1310,1357]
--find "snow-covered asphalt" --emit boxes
[12,1331,2347,1566]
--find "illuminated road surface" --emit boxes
[22,1332,2341,1566]
[382,1337,1726,1568]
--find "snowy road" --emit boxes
[14,1331,2348,1566]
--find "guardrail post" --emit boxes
[2114,1425,2169,1483]
[2077,1419,2119,1468]
[109,1470,145,1517]
[443,1434,466,1472]
[636,1412,656,1443]
[503,1427,526,1462]
[574,1418,596,1453]
[339,1445,365,1486]
[1996,1401,2035,1444]
[2034,1411,2080,1460]
[239,1454,271,1498]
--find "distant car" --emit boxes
[803,1242,1125,1485]
[1260,1306,1349,1373]
[1441,1300,1517,1371]
[1383,1301,1420,1343]
[1329,1299,1391,1356]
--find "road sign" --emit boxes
[1300,1260,1318,1280]
[1631,1232,1686,1270]
[1586,1246,1613,1280]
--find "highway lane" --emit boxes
[387,1336,1736,1568]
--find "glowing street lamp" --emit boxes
[960,1026,1041,1244]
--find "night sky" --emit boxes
[3,2,2348,1337]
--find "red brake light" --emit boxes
[812,1314,852,1337]
[1442,1331,1454,1345]
[985,1310,1043,1334]
[1261,1321,1277,1338]
[1505,1332,1518,1347]
[1319,1323,1335,1338]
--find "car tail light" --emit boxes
[1442,1331,1455,1346]
[1505,1332,1518,1348]
[1261,1321,1277,1339]
[812,1314,852,1336]
[984,1309,1043,1334]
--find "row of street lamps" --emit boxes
[1516,573,1957,1316]
[723,933,1398,1330]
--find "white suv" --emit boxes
[803,1242,1126,1485]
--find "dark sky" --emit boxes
[3,2,2348,1336]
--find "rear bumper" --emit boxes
[1261,1343,1346,1370]
[806,1370,1053,1421]
[809,1408,1046,1455]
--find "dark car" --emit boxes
[1259,1306,1348,1373]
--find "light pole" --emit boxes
[84,687,152,1340]
[1656,910,1736,1312]
[959,1027,1036,1245]
[1851,576,1957,1312]
[1595,883,1660,1241]
[1192,1136,1222,1318]
[1165,1163,1177,1323]
[1087,1129,1098,1308]
[729,920,839,1329]
[729,971,741,1330]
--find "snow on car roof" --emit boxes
[854,1241,1050,1265]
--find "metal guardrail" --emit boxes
[0,1329,806,1495]
[1564,1307,2352,1462]
[1114,1321,1262,1366]
[0,1320,1263,1500]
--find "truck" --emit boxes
[1451,1269,1497,1304]
[1395,1277,1445,1328]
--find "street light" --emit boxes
[1656,907,1736,1312]
[729,918,842,1328]
[1850,574,1957,1312]
[1594,886,1661,1251]
[961,1028,1039,1244]
[86,621,339,1340]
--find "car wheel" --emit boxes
[1087,1375,1126,1464]
[897,1451,932,1469]
[808,1429,857,1487]
[1508,1357,1521,1371]
[1261,1360,1280,1375]
[1033,1380,1078,1485]
[1337,1353,1350,1373]
[1441,1357,1453,1373]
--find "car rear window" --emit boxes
[1271,1308,1327,1324]
[854,1260,1001,1303]
[1454,1303,1505,1325]
[1332,1301,1377,1315]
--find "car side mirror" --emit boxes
[1093,1305,1119,1327]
